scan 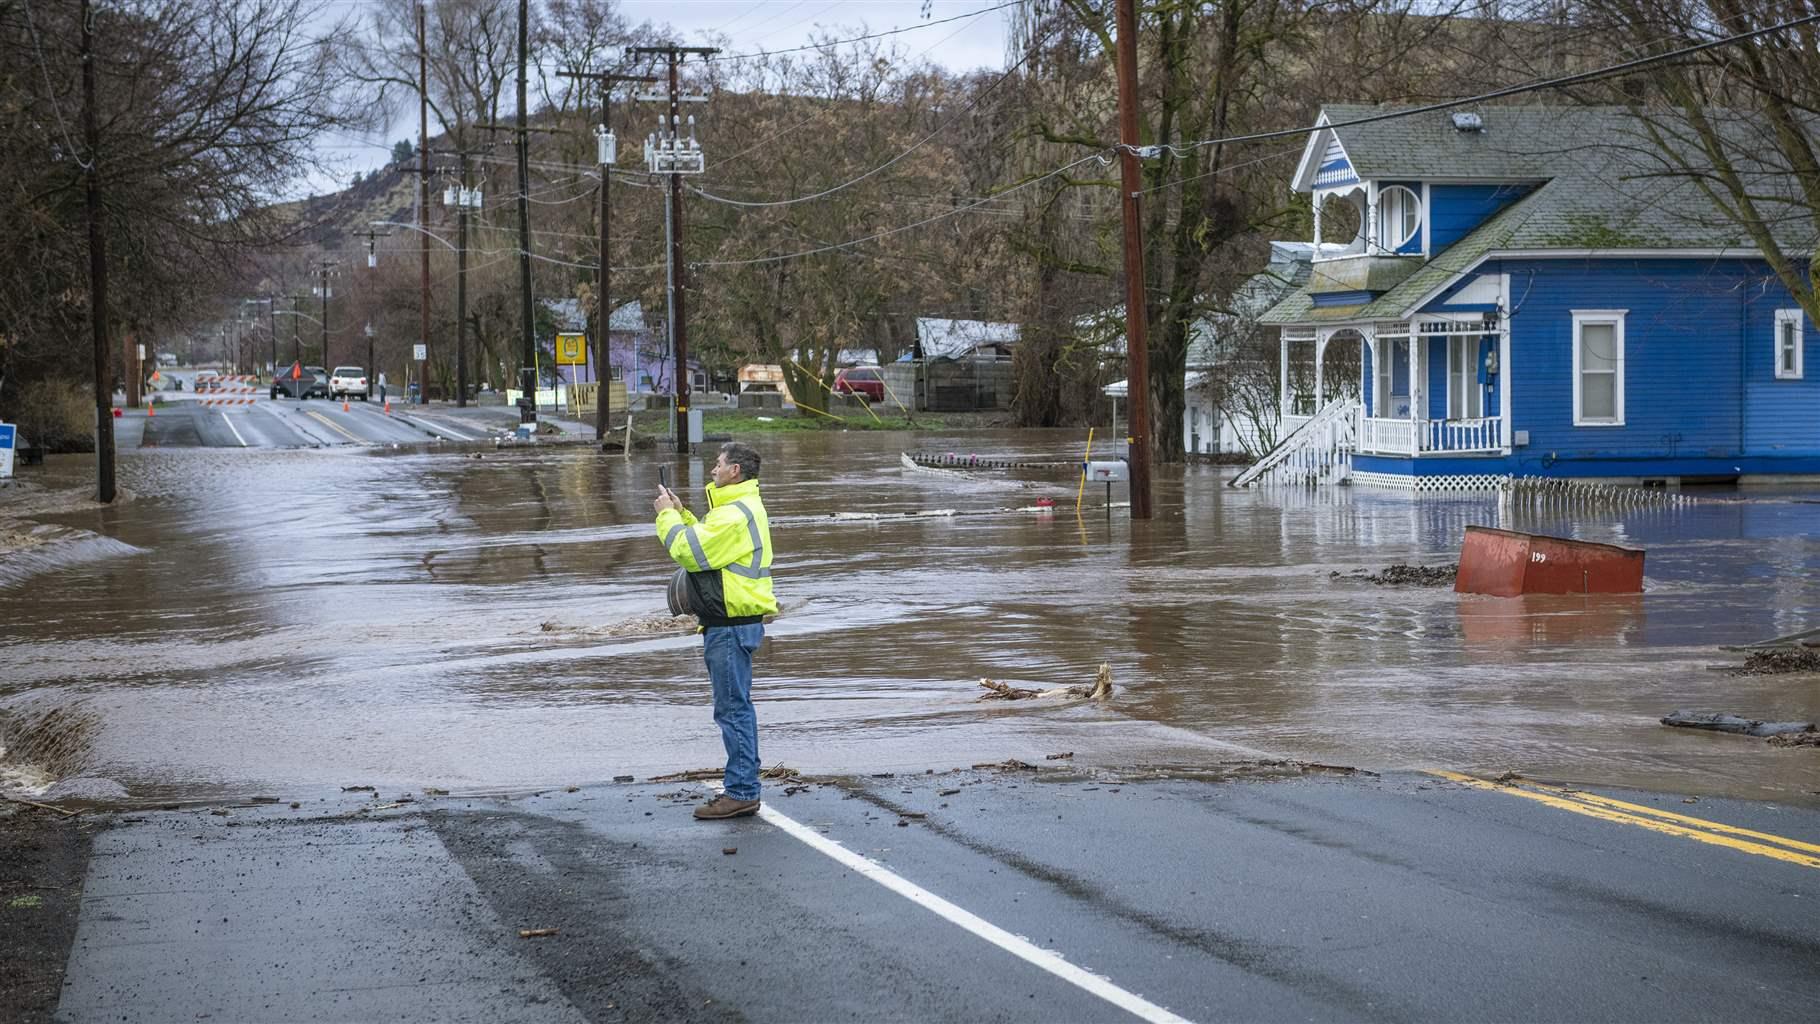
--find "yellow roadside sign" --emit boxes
[554,332,587,366]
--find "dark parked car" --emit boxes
[833,365,885,403]
[271,365,331,399]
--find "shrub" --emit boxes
[10,379,94,453]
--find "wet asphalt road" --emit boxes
[51,769,1820,1023]
[145,389,495,449]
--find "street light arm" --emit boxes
[369,220,461,254]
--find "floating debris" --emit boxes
[518,928,559,939]
[1330,564,1458,587]
[978,663,1114,701]
[543,613,698,639]
[1662,710,1817,738]
[1730,648,1820,676]
[1768,732,1820,749]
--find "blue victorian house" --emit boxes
[1246,104,1818,490]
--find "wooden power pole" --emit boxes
[418,0,432,403]
[556,68,657,440]
[1114,0,1154,519]
[80,0,114,502]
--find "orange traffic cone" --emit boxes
[342,400,350,412]
[147,400,154,416]
[384,400,391,415]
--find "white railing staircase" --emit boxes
[1229,397,1360,487]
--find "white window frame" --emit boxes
[1377,185,1422,252]
[1774,308,1804,380]
[1572,309,1626,426]
[1446,336,1483,419]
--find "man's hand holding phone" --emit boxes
[654,465,682,514]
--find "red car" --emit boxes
[833,366,885,402]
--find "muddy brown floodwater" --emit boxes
[3,431,1820,804]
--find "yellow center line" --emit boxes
[1520,781,1820,857]
[1427,770,1820,870]
[305,410,363,443]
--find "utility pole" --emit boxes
[80,0,114,502]
[351,228,391,379]
[267,297,277,372]
[513,0,537,425]
[556,69,657,440]
[427,146,489,409]
[290,293,310,364]
[315,259,336,367]
[630,43,715,453]
[418,0,432,403]
[1114,0,1154,520]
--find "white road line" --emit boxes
[756,803,1194,1024]
[405,413,477,441]
[218,408,249,448]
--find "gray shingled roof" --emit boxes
[1264,104,1817,324]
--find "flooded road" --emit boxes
[4,431,1820,803]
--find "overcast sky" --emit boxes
[309,0,1014,196]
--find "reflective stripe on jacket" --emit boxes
[654,477,777,624]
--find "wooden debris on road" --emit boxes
[649,768,722,782]
[972,759,1038,771]
[518,928,559,938]
[2,796,81,817]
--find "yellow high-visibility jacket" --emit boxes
[655,478,777,625]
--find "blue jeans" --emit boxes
[703,623,765,801]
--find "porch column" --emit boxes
[1314,337,1325,409]
[1410,338,1423,453]
[1498,275,1513,450]
[1279,331,1289,421]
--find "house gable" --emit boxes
[1292,115,1361,192]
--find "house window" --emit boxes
[1774,308,1804,380]
[1377,186,1421,251]
[1572,310,1626,426]
[1447,337,1483,419]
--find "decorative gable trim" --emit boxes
[1292,113,1344,192]
[1313,134,1359,188]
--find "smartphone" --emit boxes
[658,464,671,495]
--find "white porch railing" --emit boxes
[1424,415,1502,453]
[1231,398,1359,487]
[1356,414,1503,456]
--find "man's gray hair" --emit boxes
[721,441,761,481]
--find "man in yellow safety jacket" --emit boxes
[655,441,777,819]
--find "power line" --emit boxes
[697,150,1112,267]
[707,0,1024,63]
[691,22,1048,209]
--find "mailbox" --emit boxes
[1085,460,1129,482]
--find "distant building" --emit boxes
[1102,243,1314,458]
[542,299,702,394]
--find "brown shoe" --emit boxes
[693,795,760,820]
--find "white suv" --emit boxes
[329,366,369,401]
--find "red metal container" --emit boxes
[1455,526,1644,597]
